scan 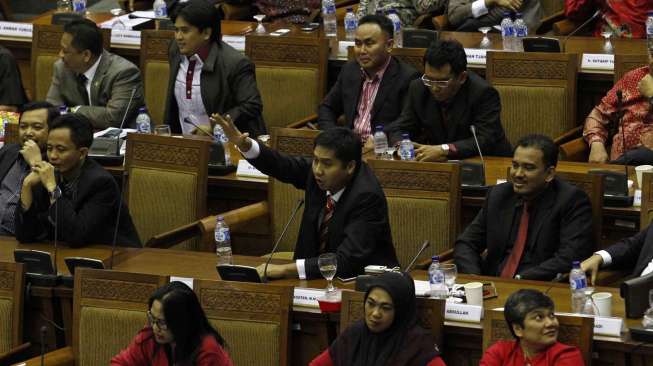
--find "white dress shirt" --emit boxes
[596,249,653,276]
[80,54,102,107]
[471,0,489,18]
[174,54,210,134]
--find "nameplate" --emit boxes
[0,21,33,38]
[293,287,322,308]
[170,276,194,290]
[338,41,354,58]
[223,35,245,52]
[593,316,623,337]
[634,189,642,207]
[445,303,482,322]
[581,54,614,71]
[465,48,487,65]
[111,29,141,46]
[236,159,267,179]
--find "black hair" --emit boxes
[63,19,103,56]
[19,101,59,127]
[49,114,93,149]
[504,289,555,339]
[358,14,394,40]
[148,281,226,364]
[170,0,221,44]
[514,134,559,168]
[314,127,362,167]
[423,39,467,75]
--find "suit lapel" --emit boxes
[370,58,398,121]
[200,42,220,114]
[496,193,518,256]
[89,51,111,106]
[444,82,469,142]
[523,184,557,252]
[345,67,363,126]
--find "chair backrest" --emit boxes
[347,47,426,73]
[73,268,168,366]
[0,262,24,354]
[641,172,653,229]
[140,30,174,126]
[269,127,320,252]
[4,121,18,145]
[125,133,210,250]
[486,51,578,145]
[340,289,445,348]
[367,159,461,267]
[614,54,650,84]
[31,24,110,102]
[482,308,594,366]
[245,35,328,129]
[194,279,293,366]
[555,171,604,249]
[541,0,565,18]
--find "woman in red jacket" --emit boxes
[310,271,446,366]
[112,281,233,366]
[480,289,585,366]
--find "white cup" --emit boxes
[592,292,612,317]
[635,165,653,189]
[464,282,484,306]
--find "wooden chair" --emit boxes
[555,171,604,249]
[124,133,211,250]
[194,279,293,366]
[482,308,594,366]
[4,122,18,145]
[139,30,174,126]
[31,25,111,102]
[245,35,328,130]
[0,0,13,21]
[486,51,578,146]
[0,262,27,364]
[21,268,168,366]
[340,289,445,348]
[367,160,461,268]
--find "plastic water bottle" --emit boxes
[213,124,231,166]
[373,125,388,159]
[646,12,653,57]
[388,10,402,48]
[135,107,151,134]
[513,13,527,52]
[344,8,357,41]
[500,12,514,51]
[72,0,86,13]
[429,256,448,299]
[569,261,588,313]
[215,216,232,265]
[398,133,414,161]
[322,0,337,38]
[153,0,167,17]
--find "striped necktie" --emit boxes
[318,195,335,253]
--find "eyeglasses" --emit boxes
[147,311,168,331]
[421,74,453,88]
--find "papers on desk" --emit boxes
[131,10,157,18]
[236,160,267,179]
[170,276,194,289]
[414,280,431,296]
[93,127,137,139]
[0,21,32,39]
[99,14,150,30]
[222,35,246,52]
[338,41,354,59]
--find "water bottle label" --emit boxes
[155,6,167,17]
[215,228,230,242]
[429,270,444,284]
[73,0,85,12]
[570,277,586,290]
[324,4,336,14]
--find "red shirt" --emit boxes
[479,340,585,366]
[565,0,653,38]
[309,349,447,366]
[111,327,234,366]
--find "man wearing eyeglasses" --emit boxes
[387,39,511,162]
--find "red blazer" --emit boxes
[309,349,447,366]
[111,327,233,366]
[480,340,584,366]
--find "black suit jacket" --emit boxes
[318,57,419,130]
[0,46,27,107]
[0,144,22,182]
[248,143,399,279]
[15,159,141,248]
[387,71,512,158]
[164,41,266,137]
[606,223,653,276]
[454,178,593,280]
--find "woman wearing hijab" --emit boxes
[310,271,446,366]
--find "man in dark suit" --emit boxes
[387,39,511,161]
[318,14,419,146]
[455,134,593,281]
[213,114,398,279]
[0,102,58,236]
[16,114,141,248]
[46,19,144,129]
[0,45,28,111]
[581,224,653,284]
[163,0,266,137]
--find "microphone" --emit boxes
[460,125,486,188]
[470,125,485,165]
[562,10,602,51]
[263,198,305,282]
[115,88,137,155]
[403,240,430,273]
[184,117,214,138]
[109,170,129,269]
[40,325,47,366]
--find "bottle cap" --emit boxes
[432,255,439,261]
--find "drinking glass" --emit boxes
[253,14,266,34]
[478,27,491,49]
[643,289,653,327]
[439,263,457,296]
[154,125,172,136]
[318,253,337,293]
[601,30,613,54]
[581,287,598,315]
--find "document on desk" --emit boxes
[236,160,268,179]
[223,36,245,52]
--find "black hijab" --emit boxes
[329,272,440,366]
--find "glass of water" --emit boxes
[154,125,172,136]
[439,263,457,296]
[318,253,337,293]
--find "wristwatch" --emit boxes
[49,186,62,201]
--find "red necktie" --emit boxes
[319,195,335,253]
[501,202,530,278]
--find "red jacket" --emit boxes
[309,349,447,366]
[111,327,234,366]
[480,340,584,366]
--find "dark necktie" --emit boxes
[501,202,530,278]
[77,74,90,105]
[318,195,335,253]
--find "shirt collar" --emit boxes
[185,43,211,63]
[82,54,102,84]
[360,55,392,82]
[327,188,345,203]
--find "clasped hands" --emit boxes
[19,141,56,192]
[414,143,448,162]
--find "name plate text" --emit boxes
[445,303,482,322]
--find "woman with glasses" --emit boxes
[310,271,446,366]
[111,282,233,366]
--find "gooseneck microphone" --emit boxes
[263,199,305,282]
[469,125,485,165]
[115,88,137,155]
[184,117,214,138]
[109,171,129,269]
[562,10,602,52]
[403,240,430,273]
[40,325,47,366]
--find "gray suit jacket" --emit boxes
[46,50,144,129]
[163,41,266,137]
[447,0,542,32]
